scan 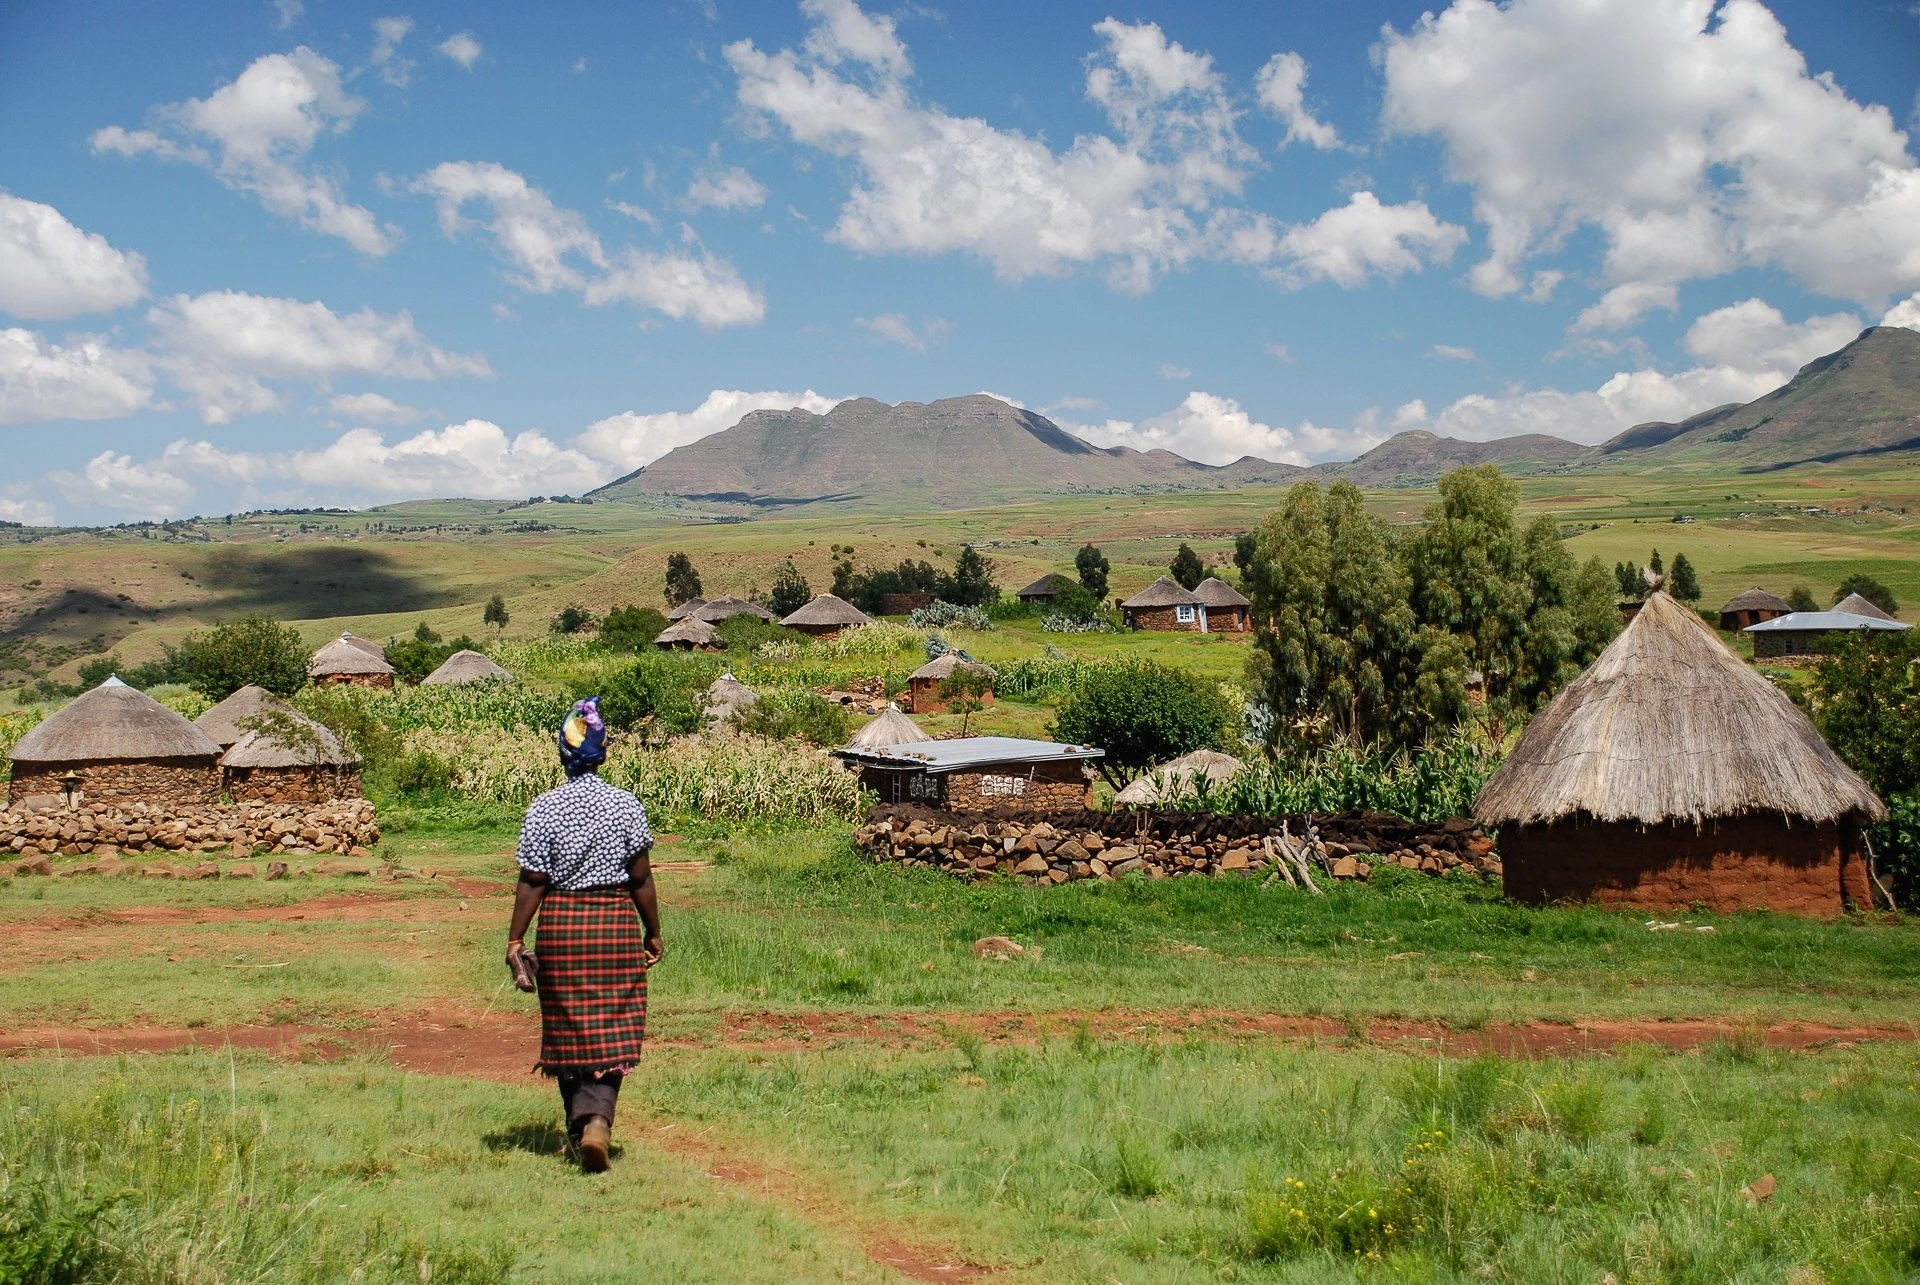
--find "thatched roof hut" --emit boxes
[1015,573,1069,603]
[422,649,514,685]
[780,593,872,637]
[655,617,721,650]
[666,598,707,622]
[1191,577,1251,632]
[220,721,360,803]
[1121,576,1206,632]
[847,703,932,750]
[904,651,996,714]
[1113,749,1244,806]
[1834,592,1895,621]
[1475,592,1885,915]
[695,596,776,624]
[908,652,996,683]
[702,673,757,724]
[310,634,396,688]
[196,684,294,749]
[1719,587,1791,632]
[10,677,222,807]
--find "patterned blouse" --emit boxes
[516,772,654,891]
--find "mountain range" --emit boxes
[592,325,1920,507]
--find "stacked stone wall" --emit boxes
[8,759,219,809]
[313,672,394,690]
[1126,605,1202,632]
[225,765,364,804]
[3,797,379,869]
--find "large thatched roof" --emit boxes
[666,597,707,622]
[781,593,873,628]
[1474,592,1884,827]
[221,721,356,769]
[1122,576,1202,608]
[1015,573,1069,599]
[655,617,719,647]
[702,672,757,724]
[847,703,932,749]
[1191,577,1249,608]
[422,650,513,685]
[1720,587,1790,615]
[1113,749,1244,806]
[909,652,996,682]
[338,632,387,658]
[13,678,222,764]
[196,684,292,749]
[695,596,775,623]
[310,634,395,676]
[1834,592,1896,621]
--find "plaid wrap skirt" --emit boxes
[534,886,648,1075]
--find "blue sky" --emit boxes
[2,0,1918,523]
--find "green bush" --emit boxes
[173,614,309,699]
[1208,730,1500,823]
[1051,660,1233,786]
[598,653,718,735]
[599,604,669,653]
[384,622,484,684]
[1808,628,1920,901]
[734,689,854,747]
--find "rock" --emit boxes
[264,861,289,881]
[1089,857,1108,877]
[973,935,1024,960]
[1109,857,1147,876]
[229,864,256,879]
[1013,854,1048,876]
[1056,840,1089,863]
[95,855,127,878]
[188,861,220,879]
[12,854,52,876]
[313,861,374,877]
[141,865,174,879]
[1331,855,1360,879]
[1741,1173,1777,1205]
[230,839,251,858]
[1105,845,1138,864]
[1046,868,1068,884]
[1218,848,1249,871]
[1082,833,1104,853]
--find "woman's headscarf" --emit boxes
[559,696,607,774]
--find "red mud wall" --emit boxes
[1499,814,1873,916]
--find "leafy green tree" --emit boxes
[1615,562,1645,600]
[1232,531,1257,578]
[550,605,594,634]
[1809,629,1920,901]
[598,653,717,735]
[1833,574,1898,615]
[770,559,812,617]
[387,622,483,683]
[1047,581,1103,623]
[483,594,510,630]
[174,615,309,699]
[1667,553,1702,602]
[1074,543,1111,599]
[664,552,703,606]
[734,690,852,746]
[599,605,668,653]
[1648,548,1664,578]
[1787,586,1819,613]
[1051,661,1232,787]
[937,665,996,736]
[77,655,118,687]
[1169,542,1205,590]
[937,545,998,607]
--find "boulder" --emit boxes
[12,854,52,877]
[973,936,1024,960]
[264,861,289,881]
[1218,849,1249,872]
[1330,855,1360,879]
[1013,854,1049,876]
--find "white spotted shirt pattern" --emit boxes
[516,772,654,891]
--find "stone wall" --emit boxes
[860,761,1091,812]
[1499,815,1872,916]
[855,805,1497,886]
[880,593,935,615]
[904,677,995,715]
[3,797,379,864]
[8,759,219,809]
[225,765,364,804]
[1751,631,1834,659]
[1206,608,1250,634]
[313,672,394,689]
[1125,604,1203,632]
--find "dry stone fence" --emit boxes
[3,798,380,878]
[855,804,1500,887]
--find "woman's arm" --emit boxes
[628,848,663,966]
[508,869,550,948]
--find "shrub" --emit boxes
[483,593,510,630]
[550,605,594,635]
[906,601,994,631]
[385,622,484,684]
[1788,585,1819,612]
[1169,542,1205,590]
[769,559,811,617]
[1807,628,1920,901]
[1051,660,1234,786]
[733,689,854,746]
[173,614,308,699]
[599,604,668,654]
[664,552,703,606]
[598,653,718,735]
[1075,543,1110,598]
[1208,729,1499,823]
[76,654,118,687]
[1834,573,1899,615]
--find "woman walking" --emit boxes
[506,697,662,1173]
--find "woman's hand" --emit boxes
[642,934,664,967]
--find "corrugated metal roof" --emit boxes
[1744,611,1911,633]
[835,736,1103,774]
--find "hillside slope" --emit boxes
[1315,430,1589,486]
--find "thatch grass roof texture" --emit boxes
[655,617,719,647]
[780,593,873,629]
[1720,587,1791,615]
[13,678,223,764]
[694,596,775,623]
[1834,592,1896,621]
[1474,592,1884,828]
[909,652,996,682]
[338,632,387,658]
[221,723,356,769]
[422,650,514,685]
[1191,577,1250,608]
[196,684,293,749]
[1015,573,1069,599]
[1113,749,1244,806]
[310,634,396,676]
[666,598,707,622]
[847,703,934,749]
[702,673,757,724]
[1122,576,1203,608]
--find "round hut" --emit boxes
[695,596,776,624]
[847,703,932,750]
[655,617,721,651]
[1834,592,1896,621]
[422,649,514,685]
[1121,577,1207,632]
[9,677,222,807]
[220,725,360,803]
[1473,592,1885,916]
[780,593,873,639]
[196,684,294,750]
[1113,749,1244,806]
[1718,587,1791,632]
[666,597,708,622]
[1191,577,1251,633]
[310,633,396,689]
[904,652,995,714]
[702,672,758,726]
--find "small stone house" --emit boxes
[309,633,396,689]
[1744,610,1909,658]
[780,592,873,638]
[8,677,222,807]
[1191,577,1250,633]
[655,617,722,650]
[196,684,361,803]
[834,736,1104,812]
[1718,587,1791,632]
[1121,576,1207,632]
[904,652,995,715]
[1014,574,1070,606]
[422,650,513,685]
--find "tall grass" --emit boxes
[0,709,43,783]
[995,651,1112,700]
[753,619,923,663]
[295,681,572,735]
[1203,730,1500,822]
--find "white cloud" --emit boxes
[1380,0,1920,310]
[1271,191,1466,289]
[1573,282,1678,333]
[147,290,490,423]
[413,161,765,328]
[1254,52,1339,149]
[1062,391,1372,466]
[685,166,768,212]
[854,312,947,352]
[0,328,154,424]
[0,492,55,525]
[801,0,909,76]
[1428,343,1478,361]
[976,391,1026,409]
[438,32,482,69]
[1158,362,1191,379]
[370,16,415,88]
[273,0,303,30]
[577,388,843,473]
[91,49,396,255]
[329,391,422,423]
[0,192,149,320]
[1681,297,1862,369]
[1265,342,1295,363]
[1884,292,1920,331]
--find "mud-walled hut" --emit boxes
[1718,587,1791,632]
[1191,578,1251,633]
[1121,577,1207,632]
[695,596,776,624]
[655,617,721,651]
[1474,592,1885,916]
[904,652,995,715]
[310,633,396,689]
[8,677,222,807]
[196,685,361,802]
[781,593,873,639]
